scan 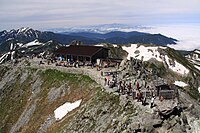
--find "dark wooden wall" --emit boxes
[92,49,109,63]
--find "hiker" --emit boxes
[96,65,99,71]
[113,77,117,87]
[105,77,108,86]
[91,63,94,69]
[117,83,121,93]
[75,60,79,68]
[139,93,143,102]
[39,60,43,65]
[150,96,155,108]
[107,79,110,86]
[122,81,126,94]
[142,96,146,105]
[147,86,150,91]
[137,92,141,102]
[128,83,132,95]
[99,63,102,70]
[160,96,164,102]
[118,81,122,93]
[132,91,136,100]
[101,71,103,76]
[136,82,140,90]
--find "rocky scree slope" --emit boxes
[0,58,200,132]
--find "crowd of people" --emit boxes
[104,74,156,108]
[38,55,158,108]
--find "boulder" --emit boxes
[128,122,140,130]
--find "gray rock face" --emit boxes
[10,103,36,133]
[20,70,29,84]
[30,78,43,100]
[38,115,56,133]
[0,67,18,92]
[48,84,67,103]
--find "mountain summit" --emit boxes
[0,28,177,54]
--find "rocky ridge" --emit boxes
[1,57,200,133]
[0,46,200,132]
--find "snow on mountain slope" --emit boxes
[122,44,165,61]
[194,50,200,54]
[185,49,200,70]
[0,53,9,64]
[22,40,44,48]
[122,44,189,75]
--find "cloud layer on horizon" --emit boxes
[0,0,200,30]
[137,24,200,51]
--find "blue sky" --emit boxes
[0,0,200,30]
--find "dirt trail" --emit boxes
[28,58,154,112]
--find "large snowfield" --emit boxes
[54,100,82,120]
[122,44,189,75]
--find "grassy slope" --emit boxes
[0,68,99,133]
[0,68,33,133]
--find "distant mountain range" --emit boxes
[66,31,177,45]
[0,27,177,54]
[46,23,152,33]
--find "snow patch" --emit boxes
[18,27,31,33]
[122,44,189,75]
[11,51,15,60]
[0,53,9,64]
[198,87,200,94]
[17,43,23,47]
[194,50,200,54]
[54,99,82,120]
[10,43,14,50]
[195,65,200,70]
[95,44,104,47]
[174,81,188,87]
[164,55,189,75]
[113,44,118,48]
[22,40,43,48]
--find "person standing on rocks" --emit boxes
[137,92,141,102]
[150,96,155,108]
[122,81,126,94]
[128,83,132,96]
[142,96,146,106]
[104,77,107,86]
[136,82,140,90]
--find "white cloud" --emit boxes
[0,0,200,30]
[137,24,200,51]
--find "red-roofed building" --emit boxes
[54,45,109,63]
